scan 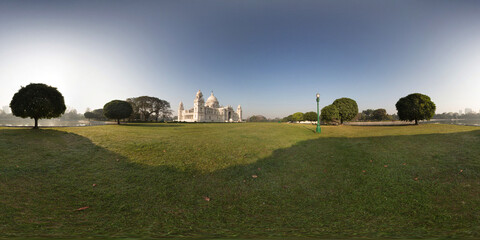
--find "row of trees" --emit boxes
[282,111,318,122]
[282,98,359,124]
[433,112,480,120]
[5,83,439,128]
[358,108,392,121]
[1,107,84,121]
[247,115,283,122]
[84,109,107,121]
[101,98,174,125]
[283,93,436,125]
[84,96,172,122]
[8,83,172,128]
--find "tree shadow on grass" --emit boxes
[344,123,417,127]
[300,125,316,133]
[0,128,479,239]
[120,123,184,127]
[0,129,192,238]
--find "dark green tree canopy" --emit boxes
[361,109,374,120]
[332,98,358,124]
[103,100,133,124]
[359,108,391,121]
[396,93,436,125]
[10,83,66,128]
[84,112,96,120]
[304,111,317,121]
[292,112,304,122]
[282,114,293,122]
[91,108,107,120]
[248,115,267,122]
[372,108,388,121]
[321,105,340,124]
[127,96,171,121]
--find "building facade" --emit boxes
[178,90,242,122]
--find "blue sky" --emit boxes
[1,0,480,118]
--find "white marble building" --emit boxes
[178,90,242,122]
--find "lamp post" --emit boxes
[316,93,321,133]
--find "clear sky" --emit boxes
[1,0,480,118]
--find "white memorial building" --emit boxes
[178,90,242,122]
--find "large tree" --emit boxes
[103,100,133,125]
[321,105,340,124]
[396,93,436,125]
[154,99,172,122]
[10,83,66,129]
[127,96,153,121]
[127,96,171,121]
[304,111,318,121]
[332,98,358,124]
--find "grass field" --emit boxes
[1,123,479,239]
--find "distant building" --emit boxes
[459,110,463,115]
[465,108,473,114]
[178,90,242,122]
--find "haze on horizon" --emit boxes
[1,0,479,118]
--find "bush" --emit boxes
[372,108,388,121]
[248,115,267,122]
[292,112,304,122]
[321,105,339,124]
[304,111,317,121]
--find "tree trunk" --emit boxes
[33,118,39,129]
[415,119,418,125]
[117,119,120,125]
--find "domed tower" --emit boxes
[178,101,184,121]
[237,105,242,122]
[205,91,220,108]
[193,90,205,121]
[194,90,204,105]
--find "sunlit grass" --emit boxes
[0,123,479,238]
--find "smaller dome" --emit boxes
[205,92,220,108]
[196,90,203,98]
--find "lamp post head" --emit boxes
[316,93,320,102]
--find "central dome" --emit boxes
[205,92,220,108]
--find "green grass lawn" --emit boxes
[0,123,479,239]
